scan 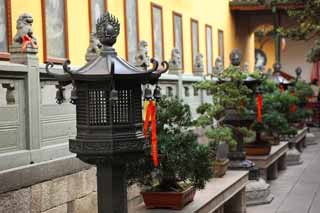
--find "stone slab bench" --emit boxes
[247,142,288,180]
[288,127,308,152]
[132,171,248,213]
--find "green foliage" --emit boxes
[250,79,296,135]
[279,0,320,61]
[194,66,257,153]
[238,127,256,144]
[127,97,212,192]
[295,80,314,106]
[194,66,252,119]
[307,40,320,62]
[156,96,192,132]
[288,107,313,122]
[206,127,237,156]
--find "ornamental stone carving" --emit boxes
[96,12,120,46]
[13,13,37,46]
[85,33,102,62]
[169,48,182,72]
[214,56,224,75]
[134,40,150,69]
[193,53,204,75]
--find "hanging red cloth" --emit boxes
[256,94,263,123]
[311,61,320,84]
[21,34,38,52]
[239,98,244,109]
[143,100,158,167]
[279,84,285,93]
[290,91,297,113]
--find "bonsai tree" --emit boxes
[127,96,212,192]
[295,80,314,106]
[194,65,253,153]
[251,79,298,139]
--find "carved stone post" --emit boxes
[10,13,40,151]
[134,40,150,70]
[193,53,204,76]
[85,32,102,63]
[169,48,183,99]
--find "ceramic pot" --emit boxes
[213,159,229,178]
[244,143,271,156]
[141,186,196,210]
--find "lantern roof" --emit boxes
[272,71,294,85]
[45,12,168,83]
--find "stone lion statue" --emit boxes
[169,48,182,70]
[13,13,37,45]
[194,53,204,70]
[85,33,102,62]
[214,56,224,74]
[134,40,150,69]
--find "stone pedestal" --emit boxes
[133,171,248,213]
[267,162,278,180]
[97,163,127,213]
[10,44,41,153]
[286,148,303,166]
[246,178,273,206]
[168,67,180,75]
[306,132,317,145]
[10,44,39,65]
[193,69,204,76]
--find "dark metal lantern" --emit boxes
[46,12,168,213]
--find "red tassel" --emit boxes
[279,84,285,93]
[21,35,38,52]
[239,99,244,108]
[290,91,297,113]
[256,94,263,123]
[143,100,158,167]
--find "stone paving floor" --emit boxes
[247,129,320,213]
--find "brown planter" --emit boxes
[262,135,280,146]
[291,122,305,129]
[141,186,196,210]
[244,143,271,156]
[213,159,229,178]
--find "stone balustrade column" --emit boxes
[10,33,40,151]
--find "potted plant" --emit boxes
[127,97,212,210]
[259,80,301,141]
[287,80,314,128]
[238,124,272,156]
[205,126,236,177]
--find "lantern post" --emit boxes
[45,12,168,213]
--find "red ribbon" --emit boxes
[279,84,285,93]
[143,100,158,167]
[22,34,38,52]
[239,99,244,109]
[256,94,263,123]
[290,91,297,113]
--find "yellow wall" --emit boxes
[10,0,253,73]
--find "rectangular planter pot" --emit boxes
[213,159,229,178]
[141,186,196,210]
[244,143,271,156]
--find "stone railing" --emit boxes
[0,52,211,175]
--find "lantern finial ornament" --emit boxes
[96,12,120,47]
[295,67,302,79]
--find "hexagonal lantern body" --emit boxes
[68,49,149,163]
[46,12,168,213]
